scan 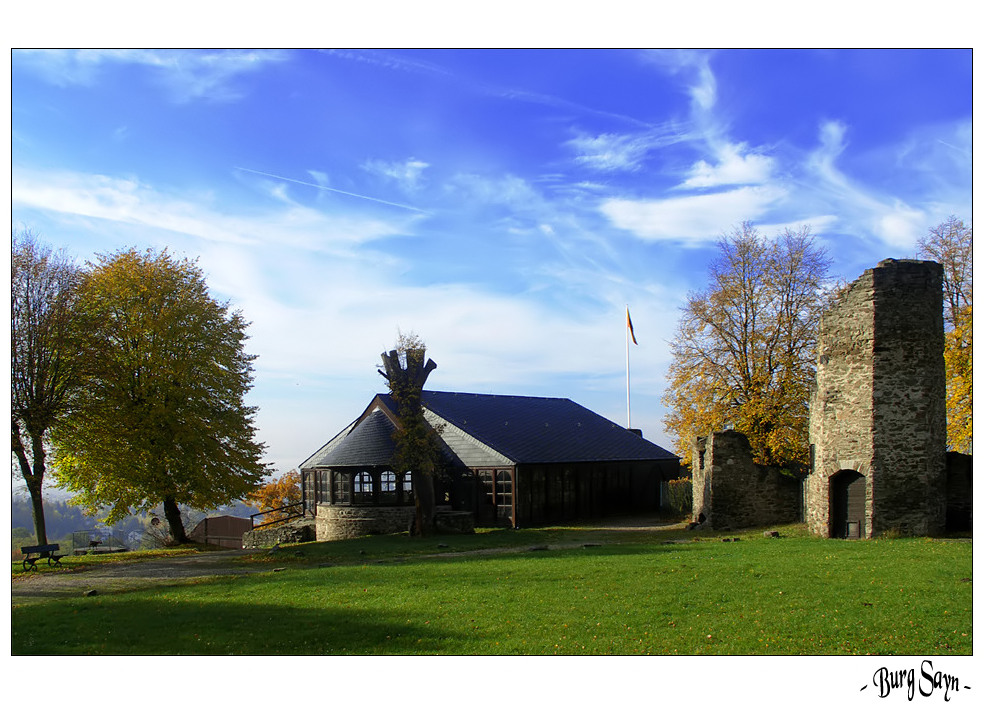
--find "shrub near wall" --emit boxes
[665,478,693,517]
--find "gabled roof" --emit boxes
[303,390,678,470]
[420,391,678,464]
[300,409,397,469]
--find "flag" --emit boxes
[626,306,638,345]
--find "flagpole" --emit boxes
[625,305,631,429]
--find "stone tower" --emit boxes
[807,259,946,538]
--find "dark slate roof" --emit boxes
[380,390,678,465]
[309,408,398,468]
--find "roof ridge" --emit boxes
[422,389,573,403]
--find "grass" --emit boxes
[11,523,972,655]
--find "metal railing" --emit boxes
[71,528,130,555]
[249,502,304,529]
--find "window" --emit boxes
[303,471,316,513]
[333,472,350,504]
[353,471,374,503]
[401,472,414,503]
[380,471,397,504]
[479,470,495,504]
[496,469,513,507]
[317,471,330,504]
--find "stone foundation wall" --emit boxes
[242,519,316,549]
[808,259,946,537]
[691,431,802,531]
[316,505,475,541]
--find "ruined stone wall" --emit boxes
[242,518,316,548]
[808,259,946,537]
[691,431,802,530]
[690,436,710,522]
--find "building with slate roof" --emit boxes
[300,391,680,537]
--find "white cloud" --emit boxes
[565,127,685,173]
[567,132,651,172]
[680,142,774,189]
[445,172,543,210]
[641,49,717,114]
[874,203,925,250]
[13,49,286,102]
[600,185,786,244]
[809,119,850,187]
[362,157,430,191]
[12,168,412,252]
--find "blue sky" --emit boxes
[11,48,973,475]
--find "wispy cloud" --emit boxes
[12,168,414,251]
[361,157,430,192]
[326,49,656,130]
[641,49,718,115]
[236,167,431,214]
[13,49,286,102]
[567,132,654,172]
[601,185,786,244]
[322,49,455,81]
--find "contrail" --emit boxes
[235,166,430,214]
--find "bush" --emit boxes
[665,478,693,517]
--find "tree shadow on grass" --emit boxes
[12,595,469,655]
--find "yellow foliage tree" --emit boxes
[945,305,972,453]
[52,248,269,543]
[248,470,302,525]
[918,216,972,453]
[663,223,831,469]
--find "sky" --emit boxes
[10,48,973,478]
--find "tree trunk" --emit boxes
[162,496,189,544]
[28,483,49,546]
[12,421,49,545]
[412,462,436,537]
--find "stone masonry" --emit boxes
[242,518,316,549]
[807,259,946,537]
[316,505,475,541]
[691,431,803,531]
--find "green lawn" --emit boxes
[11,524,972,655]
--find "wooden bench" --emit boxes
[20,544,65,571]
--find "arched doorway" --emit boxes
[830,470,866,539]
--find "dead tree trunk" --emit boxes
[379,346,438,537]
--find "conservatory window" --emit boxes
[333,472,350,504]
[353,471,374,503]
[380,471,397,504]
[401,472,414,503]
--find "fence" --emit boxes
[71,528,131,555]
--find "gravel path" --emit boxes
[11,549,270,605]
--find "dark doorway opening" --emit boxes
[831,470,866,539]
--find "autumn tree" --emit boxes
[378,332,440,537]
[247,470,302,525]
[918,216,972,452]
[51,248,269,543]
[663,222,831,469]
[11,232,85,545]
